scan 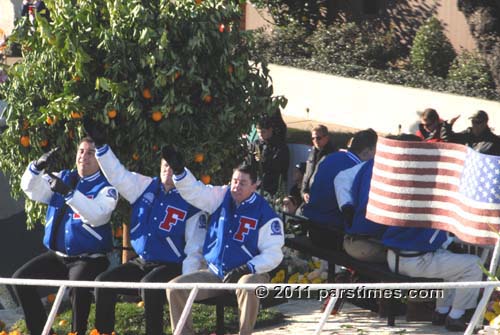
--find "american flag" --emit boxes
[366,137,500,245]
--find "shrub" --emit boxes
[306,22,398,69]
[409,17,457,77]
[448,50,496,90]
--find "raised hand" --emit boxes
[161,145,185,175]
[34,147,59,171]
[83,117,107,148]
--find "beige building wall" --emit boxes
[244,2,274,32]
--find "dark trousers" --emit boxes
[94,257,182,335]
[12,251,109,335]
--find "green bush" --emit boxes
[250,0,329,30]
[306,22,398,69]
[448,50,496,90]
[409,17,456,77]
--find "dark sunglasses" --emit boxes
[311,136,323,141]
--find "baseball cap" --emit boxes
[469,110,488,123]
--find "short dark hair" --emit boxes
[234,162,258,184]
[349,128,378,155]
[80,136,95,146]
[256,116,272,129]
[422,108,439,123]
[312,125,329,137]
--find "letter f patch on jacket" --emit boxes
[159,206,186,232]
[233,216,257,241]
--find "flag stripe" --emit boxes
[367,137,500,245]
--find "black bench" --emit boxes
[198,289,286,335]
[283,212,442,326]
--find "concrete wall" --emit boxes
[269,63,500,135]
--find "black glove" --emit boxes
[223,264,251,284]
[83,117,106,148]
[161,145,185,175]
[34,147,59,171]
[48,173,72,196]
[341,204,355,229]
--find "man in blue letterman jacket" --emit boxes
[84,130,207,335]
[301,129,378,248]
[334,159,387,262]
[13,138,118,335]
[163,147,284,335]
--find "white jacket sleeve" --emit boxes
[249,217,285,274]
[21,162,55,204]
[66,185,118,227]
[334,161,366,209]
[173,168,228,214]
[95,145,152,204]
[182,211,208,274]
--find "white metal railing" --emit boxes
[1,278,499,335]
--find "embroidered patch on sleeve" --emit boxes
[270,220,282,236]
[107,188,118,200]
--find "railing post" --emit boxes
[174,286,199,335]
[314,293,338,335]
[42,285,67,335]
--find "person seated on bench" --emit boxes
[383,227,482,331]
[334,158,387,262]
[300,128,378,248]
[163,146,284,335]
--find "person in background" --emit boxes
[84,121,207,335]
[441,110,500,156]
[249,116,289,196]
[415,108,445,142]
[13,139,117,335]
[301,125,336,204]
[163,146,284,335]
[301,129,378,248]
[21,0,50,21]
[289,162,306,206]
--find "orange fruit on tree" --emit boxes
[175,71,181,80]
[194,153,204,163]
[218,23,225,33]
[47,293,56,303]
[132,153,140,161]
[22,119,29,130]
[20,135,30,147]
[142,88,152,99]
[137,301,145,308]
[195,0,202,4]
[72,75,81,82]
[151,111,162,122]
[70,111,82,119]
[68,129,75,140]
[201,175,211,184]
[40,139,48,147]
[203,95,212,104]
[46,115,57,125]
[58,319,67,326]
[107,109,117,119]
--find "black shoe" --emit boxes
[445,315,467,332]
[431,311,448,325]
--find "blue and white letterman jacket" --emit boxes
[95,145,207,274]
[21,163,117,256]
[302,150,362,228]
[334,159,387,238]
[173,169,284,278]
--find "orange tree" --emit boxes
[0,0,286,228]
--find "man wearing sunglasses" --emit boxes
[441,110,500,156]
[301,125,336,204]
